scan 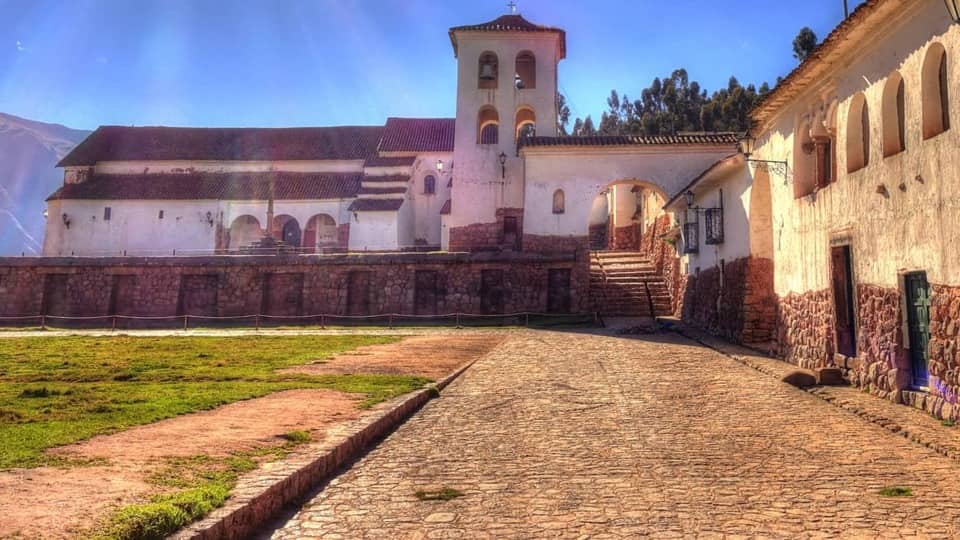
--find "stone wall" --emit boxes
[850,284,908,401]
[925,284,960,418]
[636,214,684,315]
[681,257,776,346]
[0,252,590,324]
[448,208,524,252]
[775,289,834,371]
[612,224,640,251]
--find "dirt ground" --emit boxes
[284,335,504,380]
[0,333,503,540]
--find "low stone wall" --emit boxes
[850,284,908,400]
[680,256,776,345]
[637,215,683,315]
[775,289,834,371]
[612,224,640,251]
[0,252,590,323]
[925,284,960,418]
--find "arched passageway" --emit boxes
[227,215,263,251]
[272,215,301,247]
[303,214,338,251]
[588,180,668,252]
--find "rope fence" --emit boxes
[0,311,601,331]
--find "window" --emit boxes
[103,207,112,221]
[158,210,164,219]
[922,43,950,139]
[478,52,498,89]
[882,72,906,157]
[424,175,436,195]
[704,207,724,245]
[552,189,565,214]
[515,107,536,141]
[515,51,536,89]
[683,217,699,254]
[846,93,869,173]
[478,106,499,144]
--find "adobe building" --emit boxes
[6,0,960,421]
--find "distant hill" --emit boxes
[0,113,90,255]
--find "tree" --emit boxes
[557,93,571,135]
[793,27,818,62]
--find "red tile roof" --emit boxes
[363,155,417,167]
[358,186,407,195]
[440,199,452,215]
[58,125,385,167]
[449,14,566,59]
[348,198,404,212]
[379,118,455,153]
[361,175,411,183]
[46,173,361,201]
[519,133,740,149]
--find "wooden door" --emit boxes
[905,272,931,388]
[830,245,856,357]
[502,217,519,251]
[414,271,438,316]
[480,269,504,314]
[547,269,571,314]
[347,271,372,316]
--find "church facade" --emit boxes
[42,13,736,259]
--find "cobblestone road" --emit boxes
[266,330,960,538]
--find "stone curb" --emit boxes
[170,358,478,540]
[668,323,960,465]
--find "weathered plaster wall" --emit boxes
[348,212,399,252]
[409,153,453,246]
[449,31,561,234]
[679,165,754,273]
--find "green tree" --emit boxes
[793,27,818,62]
[557,93,571,135]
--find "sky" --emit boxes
[0,0,867,131]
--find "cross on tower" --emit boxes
[507,1,518,14]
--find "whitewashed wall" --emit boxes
[409,152,453,246]
[348,211,399,251]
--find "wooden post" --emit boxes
[183,315,189,331]
[112,316,117,332]
[388,314,394,329]
[40,314,46,330]
[320,314,326,329]
[525,313,530,327]
[255,314,261,331]
[456,312,461,329]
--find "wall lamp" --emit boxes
[498,152,507,179]
[684,190,723,213]
[738,130,789,177]
[435,160,444,174]
[61,213,71,229]
[946,0,960,24]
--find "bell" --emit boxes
[479,63,497,80]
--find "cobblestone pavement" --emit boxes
[265,330,960,538]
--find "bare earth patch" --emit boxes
[0,334,502,539]
[284,335,504,380]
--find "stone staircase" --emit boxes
[590,251,673,317]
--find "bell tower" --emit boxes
[445,9,566,251]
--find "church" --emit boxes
[41,10,737,258]
[12,0,960,423]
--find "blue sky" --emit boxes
[1,0,865,130]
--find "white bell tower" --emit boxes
[445,8,566,251]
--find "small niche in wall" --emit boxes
[158,210,164,220]
[103,207,112,221]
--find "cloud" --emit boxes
[15,40,24,52]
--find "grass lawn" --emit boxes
[0,334,427,470]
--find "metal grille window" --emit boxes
[705,207,724,245]
[683,221,699,254]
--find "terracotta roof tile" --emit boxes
[379,118,455,153]
[361,174,411,183]
[449,14,566,59]
[519,133,739,149]
[363,155,417,167]
[58,125,385,167]
[348,198,404,212]
[440,199,452,215]
[46,173,361,201]
[358,186,407,195]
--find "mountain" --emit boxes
[0,113,90,255]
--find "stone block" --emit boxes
[815,367,846,386]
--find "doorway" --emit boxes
[502,217,519,251]
[904,272,932,388]
[281,219,301,247]
[830,245,857,357]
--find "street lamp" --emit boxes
[946,0,960,24]
[737,128,788,177]
[498,152,507,179]
[436,160,444,174]
[685,190,696,208]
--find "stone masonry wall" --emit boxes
[924,284,960,419]
[637,215,683,314]
[681,256,776,345]
[0,252,590,324]
[612,224,640,251]
[776,289,835,371]
[850,284,909,401]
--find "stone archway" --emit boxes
[227,215,263,251]
[589,180,669,252]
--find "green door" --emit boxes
[904,272,931,388]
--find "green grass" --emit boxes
[94,436,312,540]
[879,486,913,497]
[0,335,432,470]
[415,487,464,501]
[942,419,955,427]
